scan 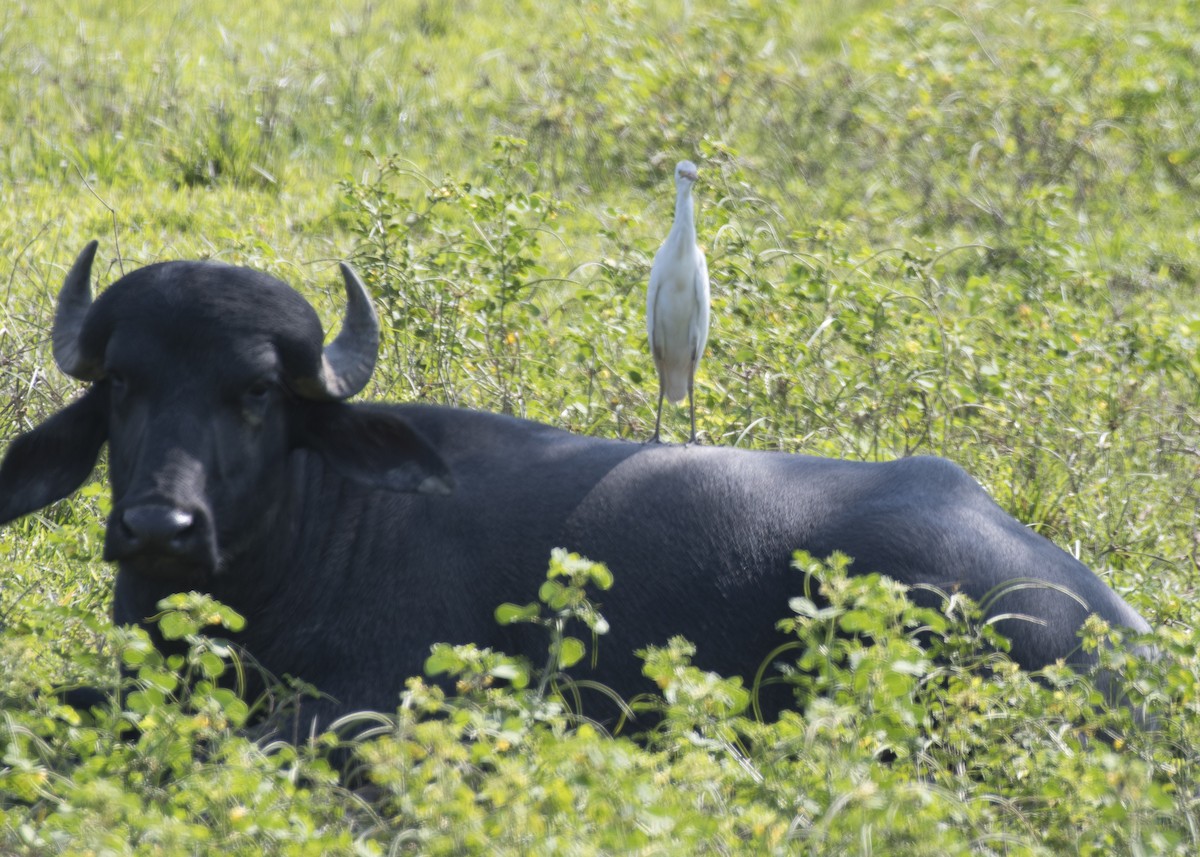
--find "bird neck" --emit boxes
[671,183,695,241]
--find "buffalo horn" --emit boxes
[305,263,379,400]
[52,241,104,381]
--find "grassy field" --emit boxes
[2,0,1200,852]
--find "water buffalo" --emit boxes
[0,242,1150,732]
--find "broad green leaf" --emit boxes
[495,602,541,625]
[556,637,586,668]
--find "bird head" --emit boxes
[675,160,699,186]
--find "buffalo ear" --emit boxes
[295,403,453,495]
[0,385,109,526]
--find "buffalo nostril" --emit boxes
[120,506,196,547]
[106,503,214,570]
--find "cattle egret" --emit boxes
[647,159,710,443]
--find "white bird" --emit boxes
[647,159,710,444]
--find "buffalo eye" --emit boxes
[245,380,273,399]
[107,371,128,400]
[240,379,276,425]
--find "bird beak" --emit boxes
[681,170,698,182]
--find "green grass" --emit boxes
[3,0,1200,853]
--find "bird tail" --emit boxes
[661,371,689,404]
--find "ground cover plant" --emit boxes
[1,0,1199,852]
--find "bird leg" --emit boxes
[649,387,665,444]
[687,376,697,445]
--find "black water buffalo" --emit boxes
[0,242,1150,731]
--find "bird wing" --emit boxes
[689,247,711,368]
[647,254,666,364]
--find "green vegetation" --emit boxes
[2,0,1198,852]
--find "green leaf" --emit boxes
[539,580,563,605]
[839,609,880,635]
[788,597,820,618]
[495,602,541,625]
[588,563,614,590]
[138,666,179,694]
[197,651,226,679]
[212,604,246,632]
[159,611,197,641]
[424,646,460,676]
[490,662,530,689]
[556,637,586,668]
[121,646,149,667]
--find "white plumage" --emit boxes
[647,159,710,443]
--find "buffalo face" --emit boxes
[0,242,451,584]
[97,320,293,580]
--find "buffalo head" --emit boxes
[0,242,451,583]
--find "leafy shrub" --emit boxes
[7,551,1187,854]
